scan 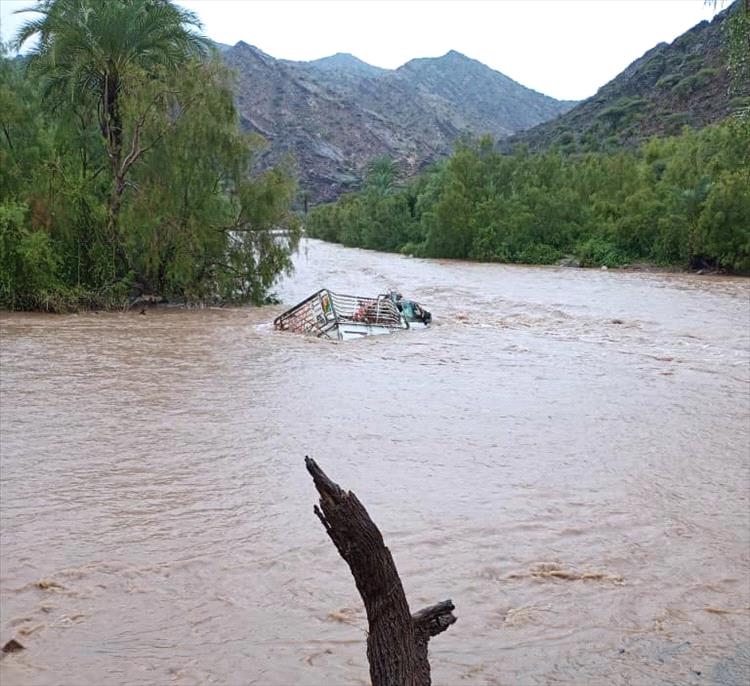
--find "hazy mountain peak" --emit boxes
[443,49,470,60]
[399,50,517,89]
[307,52,387,78]
[230,40,276,61]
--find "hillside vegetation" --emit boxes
[307,4,750,273]
[306,119,750,272]
[506,3,750,153]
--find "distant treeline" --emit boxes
[307,119,750,272]
[1,0,299,312]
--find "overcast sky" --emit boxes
[1,1,724,101]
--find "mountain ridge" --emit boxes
[302,52,387,78]
[224,43,575,201]
[504,4,748,152]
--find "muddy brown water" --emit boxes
[1,239,749,686]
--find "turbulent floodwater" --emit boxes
[1,238,749,686]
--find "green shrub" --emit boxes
[664,112,691,134]
[696,67,719,81]
[576,237,630,268]
[517,243,561,265]
[680,53,704,68]
[672,75,700,98]
[672,68,719,98]
[642,55,666,79]
[597,97,649,130]
[0,201,65,309]
[729,96,750,110]
[656,73,681,89]
[698,170,750,272]
[399,241,426,257]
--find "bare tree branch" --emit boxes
[305,457,456,686]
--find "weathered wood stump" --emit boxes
[305,456,456,686]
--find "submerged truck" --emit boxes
[273,289,431,341]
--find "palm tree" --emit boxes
[15,0,209,255]
[366,156,400,195]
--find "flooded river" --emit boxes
[1,239,749,685]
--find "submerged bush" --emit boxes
[576,237,631,268]
[517,243,561,265]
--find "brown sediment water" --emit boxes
[1,238,749,685]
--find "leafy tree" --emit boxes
[0,201,63,310]
[365,156,400,194]
[15,0,209,260]
[306,120,750,273]
[1,3,300,310]
[699,168,750,270]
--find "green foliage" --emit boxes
[576,237,630,268]
[724,0,750,94]
[664,112,691,134]
[672,67,719,98]
[642,54,667,80]
[307,118,750,273]
[656,73,682,89]
[517,244,561,265]
[0,201,66,310]
[1,2,299,311]
[366,156,400,194]
[597,97,649,131]
[729,95,750,110]
[698,168,750,271]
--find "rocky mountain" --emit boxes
[504,4,749,153]
[303,52,387,79]
[224,43,574,202]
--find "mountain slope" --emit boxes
[387,51,576,137]
[304,52,387,78]
[225,42,443,201]
[224,44,575,202]
[505,4,749,152]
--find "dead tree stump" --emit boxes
[305,456,456,686]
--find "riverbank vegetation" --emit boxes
[307,118,750,273]
[0,0,299,312]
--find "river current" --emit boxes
[1,238,749,685]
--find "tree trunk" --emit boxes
[305,457,456,686]
[99,73,128,278]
